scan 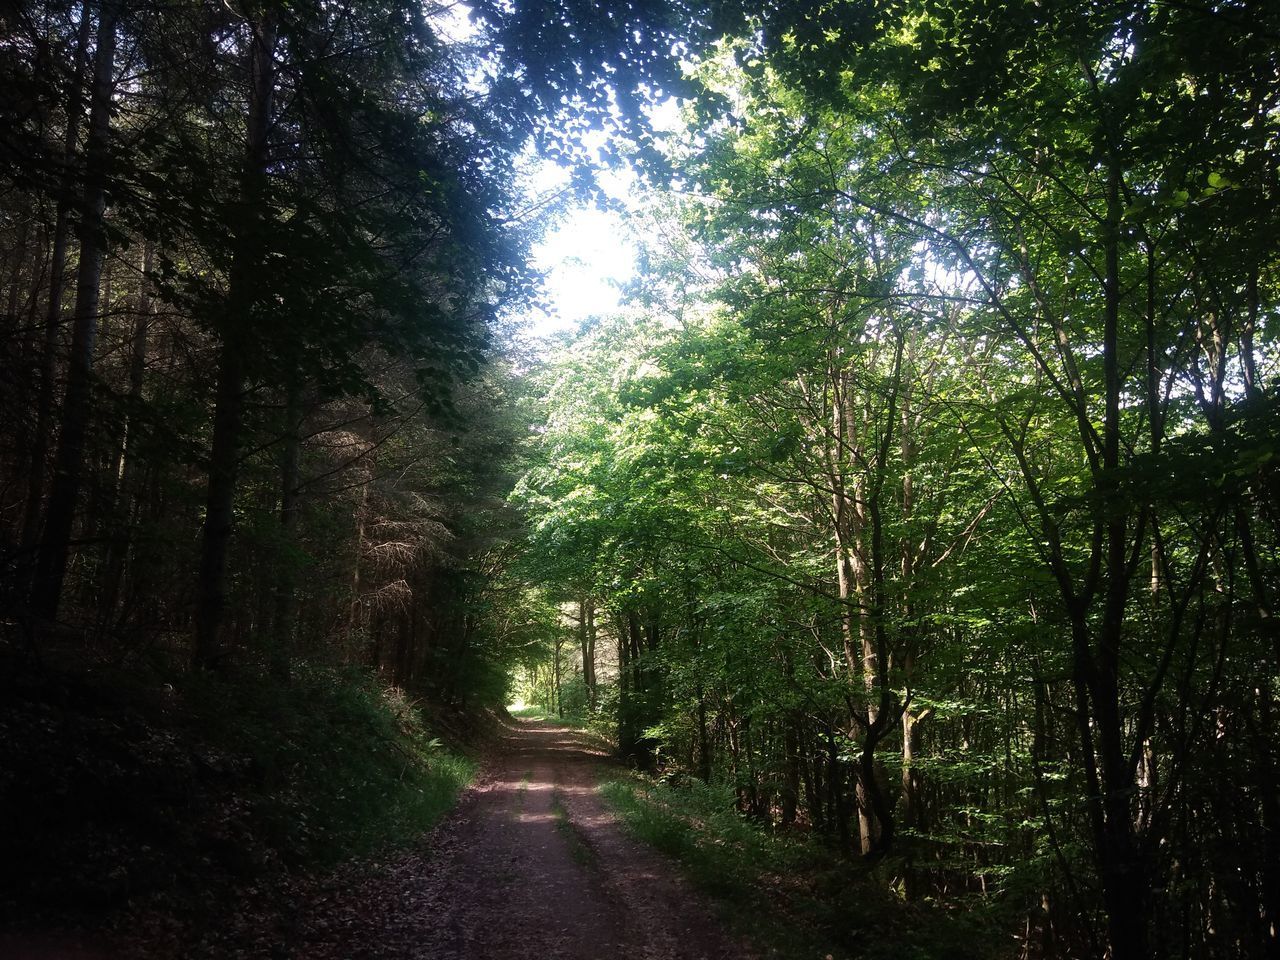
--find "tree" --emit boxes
[27,0,116,618]
[509,4,1279,952]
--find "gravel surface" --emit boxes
[389,719,755,960]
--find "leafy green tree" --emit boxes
[511,5,1278,954]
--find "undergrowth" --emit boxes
[0,646,474,927]
[601,776,1001,960]
[185,662,475,866]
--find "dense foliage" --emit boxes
[512,3,1280,958]
[0,0,568,940]
[0,0,539,687]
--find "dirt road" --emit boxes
[241,719,755,960]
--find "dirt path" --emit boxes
[416,719,755,959]
[235,719,756,960]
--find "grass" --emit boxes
[1,650,476,925]
[507,701,615,749]
[187,662,476,866]
[507,702,592,727]
[508,702,553,720]
[600,776,1000,960]
[551,792,595,867]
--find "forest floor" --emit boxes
[4,718,757,960]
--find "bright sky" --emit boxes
[516,98,682,342]
[519,169,639,341]
[431,0,680,345]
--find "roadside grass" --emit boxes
[506,702,616,754]
[2,650,476,925]
[507,703,554,721]
[600,776,1000,960]
[187,662,476,866]
[507,702,592,727]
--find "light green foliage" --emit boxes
[507,3,1279,956]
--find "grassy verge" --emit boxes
[507,703,555,721]
[1,650,475,926]
[507,702,595,727]
[600,776,1000,960]
[185,662,475,866]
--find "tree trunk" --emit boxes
[193,11,277,668]
[781,713,800,827]
[696,678,712,782]
[827,725,853,856]
[20,7,93,566]
[553,634,563,718]
[617,609,634,754]
[6,220,30,324]
[1071,611,1148,960]
[29,0,117,619]
[1092,148,1148,960]
[99,241,154,623]
[1257,687,1280,960]
[578,596,597,708]
[270,373,303,678]
[901,709,924,830]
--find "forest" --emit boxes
[1,0,1277,958]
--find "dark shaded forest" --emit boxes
[1,0,1277,958]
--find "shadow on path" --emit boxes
[409,719,753,960]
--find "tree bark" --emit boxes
[269,373,303,677]
[578,596,597,707]
[19,7,93,566]
[100,241,154,623]
[553,634,563,718]
[29,0,117,619]
[193,10,277,668]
